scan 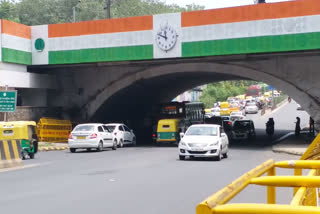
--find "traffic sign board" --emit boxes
[0,91,17,112]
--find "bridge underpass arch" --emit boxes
[86,56,318,141]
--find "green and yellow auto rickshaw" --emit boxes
[156,119,182,145]
[0,121,38,159]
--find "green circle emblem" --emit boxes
[35,38,45,51]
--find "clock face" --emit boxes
[155,24,178,51]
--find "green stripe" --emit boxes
[182,32,320,57]
[2,48,32,65]
[49,45,153,64]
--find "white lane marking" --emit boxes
[0,162,52,173]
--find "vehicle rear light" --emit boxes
[228,122,231,125]
[90,133,97,139]
[114,132,117,135]
[152,134,156,137]
[68,134,73,139]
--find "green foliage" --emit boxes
[200,81,258,108]
[1,0,204,25]
[0,0,18,22]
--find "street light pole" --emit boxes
[72,0,81,23]
[104,0,111,19]
[72,6,76,23]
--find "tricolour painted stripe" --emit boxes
[48,15,153,38]
[49,45,153,64]
[2,48,32,65]
[182,32,320,58]
[1,20,31,39]
[182,0,320,27]
[2,34,31,52]
[49,30,153,51]
[182,15,320,43]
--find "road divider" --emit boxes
[37,118,72,143]
[0,140,23,169]
[38,146,69,152]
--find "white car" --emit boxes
[68,123,116,153]
[104,123,136,147]
[211,107,220,116]
[178,124,229,161]
[245,102,259,114]
[230,111,245,121]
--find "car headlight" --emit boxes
[180,142,186,146]
[209,141,219,146]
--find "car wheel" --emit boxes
[132,137,136,146]
[70,148,76,153]
[118,139,123,148]
[86,148,91,152]
[215,150,222,161]
[179,155,185,160]
[97,141,103,152]
[223,152,228,158]
[112,140,117,150]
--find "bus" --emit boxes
[155,102,205,144]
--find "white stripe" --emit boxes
[49,30,153,51]
[182,15,320,42]
[2,34,31,52]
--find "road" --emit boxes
[0,101,310,214]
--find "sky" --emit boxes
[164,0,293,9]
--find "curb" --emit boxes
[272,148,304,156]
[38,146,69,152]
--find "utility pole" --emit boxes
[4,85,7,122]
[72,0,81,23]
[104,0,111,19]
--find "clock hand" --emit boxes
[157,33,167,40]
[164,31,167,40]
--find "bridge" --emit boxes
[1,0,320,131]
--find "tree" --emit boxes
[0,0,18,22]
[200,81,259,108]
[14,0,204,25]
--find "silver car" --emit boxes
[68,123,116,153]
[245,102,259,114]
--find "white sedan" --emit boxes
[104,123,136,147]
[245,102,259,114]
[68,123,116,153]
[178,124,229,161]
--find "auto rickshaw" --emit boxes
[0,121,38,159]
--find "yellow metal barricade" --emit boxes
[197,134,320,214]
[37,118,72,143]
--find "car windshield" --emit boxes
[105,125,116,132]
[74,125,95,132]
[186,126,217,136]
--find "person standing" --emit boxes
[295,117,301,137]
[309,117,315,136]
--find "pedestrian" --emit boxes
[295,117,301,137]
[309,117,315,136]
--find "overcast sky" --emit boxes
[164,0,293,9]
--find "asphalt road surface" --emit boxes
[0,101,309,214]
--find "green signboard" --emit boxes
[0,91,17,112]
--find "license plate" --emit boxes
[77,136,86,140]
[192,147,203,151]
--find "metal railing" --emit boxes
[197,134,320,214]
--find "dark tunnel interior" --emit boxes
[92,72,244,143]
